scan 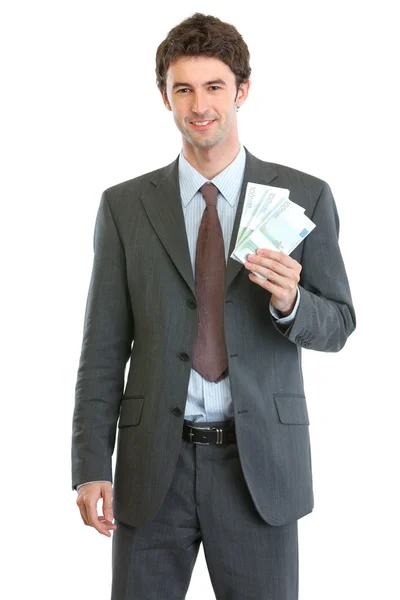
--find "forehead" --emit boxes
[166,56,234,86]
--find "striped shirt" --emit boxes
[179,144,299,423]
[178,144,247,422]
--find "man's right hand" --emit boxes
[76,482,117,537]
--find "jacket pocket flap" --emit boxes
[273,394,310,425]
[118,395,145,427]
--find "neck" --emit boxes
[182,138,241,180]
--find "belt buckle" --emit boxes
[188,425,223,445]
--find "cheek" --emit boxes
[219,108,234,127]
[172,110,188,131]
[174,105,188,121]
[221,103,234,118]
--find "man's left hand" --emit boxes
[245,249,302,316]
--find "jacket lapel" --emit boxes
[140,146,278,298]
[141,157,196,295]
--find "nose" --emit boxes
[191,91,209,115]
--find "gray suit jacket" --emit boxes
[71,147,356,527]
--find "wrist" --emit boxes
[275,294,297,317]
[277,306,293,317]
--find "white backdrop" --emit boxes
[2,1,399,598]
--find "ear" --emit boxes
[236,79,251,109]
[160,89,172,111]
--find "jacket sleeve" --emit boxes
[71,190,134,490]
[272,181,356,351]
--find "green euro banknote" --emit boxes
[231,199,315,280]
[236,183,291,247]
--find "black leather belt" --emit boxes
[182,420,236,445]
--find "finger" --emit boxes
[256,249,300,271]
[247,254,300,282]
[86,499,112,537]
[76,495,89,526]
[263,258,294,279]
[79,507,89,526]
[248,255,292,278]
[249,273,282,296]
[246,263,287,288]
[98,515,117,531]
[102,486,114,524]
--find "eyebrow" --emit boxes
[172,79,227,91]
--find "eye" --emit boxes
[210,86,221,91]
[177,88,190,94]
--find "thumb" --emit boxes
[102,484,114,522]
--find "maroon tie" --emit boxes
[192,182,228,383]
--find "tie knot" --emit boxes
[200,182,218,207]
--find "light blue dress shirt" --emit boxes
[178,143,299,422]
[77,144,299,489]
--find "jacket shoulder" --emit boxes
[103,159,176,200]
[263,159,328,192]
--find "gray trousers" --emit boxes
[111,420,299,599]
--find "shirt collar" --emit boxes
[178,144,246,207]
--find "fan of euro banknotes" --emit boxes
[231,183,316,281]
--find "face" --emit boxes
[161,56,249,151]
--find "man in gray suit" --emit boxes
[72,12,356,600]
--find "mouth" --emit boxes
[189,119,216,131]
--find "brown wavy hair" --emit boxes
[155,13,251,98]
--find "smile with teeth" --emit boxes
[191,120,215,125]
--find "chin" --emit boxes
[193,139,218,149]
[188,133,224,150]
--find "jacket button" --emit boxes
[188,299,197,309]
[179,352,190,361]
[172,407,182,416]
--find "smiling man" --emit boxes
[164,56,247,178]
[72,12,356,600]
